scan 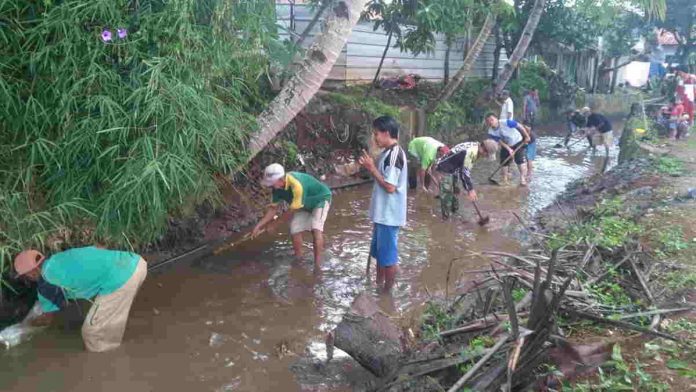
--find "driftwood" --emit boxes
[564,308,681,342]
[333,212,681,391]
[446,335,509,392]
[332,293,403,377]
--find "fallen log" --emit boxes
[332,293,403,377]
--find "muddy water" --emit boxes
[0,135,618,392]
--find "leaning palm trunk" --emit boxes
[492,0,546,95]
[425,13,496,113]
[248,0,368,161]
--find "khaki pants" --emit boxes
[82,258,147,352]
[290,202,331,234]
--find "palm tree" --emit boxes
[492,0,546,94]
[425,13,496,113]
[248,0,369,162]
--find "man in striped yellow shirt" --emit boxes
[253,164,332,269]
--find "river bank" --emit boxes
[326,125,696,391]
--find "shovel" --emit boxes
[488,143,524,185]
[471,200,490,226]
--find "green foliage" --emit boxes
[665,318,696,334]
[565,345,670,391]
[512,287,528,302]
[364,0,491,56]
[421,302,456,341]
[326,92,401,119]
[0,1,279,274]
[548,216,641,250]
[507,62,550,102]
[653,156,684,176]
[664,270,696,290]
[427,101,468,144]
[457,335,495,373]
[548,195,640,250]
[654,227,689,257]
[588,279,633,308]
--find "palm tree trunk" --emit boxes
[365,29,394,97]
[248,0,368,161]
[444,36,452,85]
[295,0,330,48]
[493,0,546,94]
[425,13,496,113]
[491,22,502,81]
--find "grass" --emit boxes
[548,197,641,250]
[564,345,670,391]
[653,156,684,176]
[664,270,696,290]
[655,227,690,257]
[421,302,456,341]
[325,92,401,119]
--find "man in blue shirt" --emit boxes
[13,247,147,351]
[359,116,408,292]
[485,112,531,186]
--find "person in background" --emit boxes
[525,124,537,182]
[359,116,408,293]
[253,164,332,270]
[580,107,613,172]
[12,246,147,352]
[676,67,695,126]
[434,139,499,219]
[562,109,589,147]
[498,90,514,121]
[486,112,531,186]
[522,89,540,129]
[407,136,449,193]
[677,114,690,140]
[669,97,684,140]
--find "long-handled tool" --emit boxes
[488,143,524,185]
[471,200,490,226]
[213,230,263,255]
[213,215,278,255]
[365,252,372,278]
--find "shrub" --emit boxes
[0,0,282,281]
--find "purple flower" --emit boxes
[101,29,112,42]
[117,28,128,39]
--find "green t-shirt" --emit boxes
[271,172,332,211]
[38,247,139,312]
[408,137,444,170]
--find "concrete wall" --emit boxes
[582,93,638,118]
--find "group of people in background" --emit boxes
[657,66,694,140]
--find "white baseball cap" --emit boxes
[261,163,285,187]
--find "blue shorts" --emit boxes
[370,223,400,268]
[526,140,537,161]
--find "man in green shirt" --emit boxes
[253,163,332,269]
[13,246,147,352]
[408,136,450,192]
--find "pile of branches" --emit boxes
[330,223,690,391]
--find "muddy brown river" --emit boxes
[0,135,618,391]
